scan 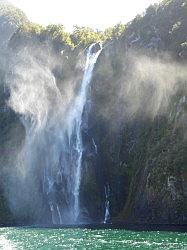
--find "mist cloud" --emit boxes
[94,48,187,130]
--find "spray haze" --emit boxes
[4,40,82,222]
[4,37,103,223]
[93,48,187,131]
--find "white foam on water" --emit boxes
[0,235,17,250]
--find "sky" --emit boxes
[8,0,161,31]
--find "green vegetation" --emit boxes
[0,2,28,26]
[71,26,103,47]
[19,22,44,35]
[13,24,126,50]
[44,24,73,46]
[1,0,186,53]
[104,23,126,41]
[120,0,187,57]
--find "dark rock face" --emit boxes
[90,43,101,54]
[80,0,187,224]
[85,39,187,224]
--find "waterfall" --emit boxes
[67,43,102,222]
[92,138,98,154]
[104,184,110,224]
[69,44,101,221]
[45,43,102,224]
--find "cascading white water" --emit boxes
[70,44,101,221]
[92,138,98,154]
[42,43,102,224]
[64,43,102,222]
[104,184,110,224]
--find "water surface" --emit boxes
[0,227,186,249]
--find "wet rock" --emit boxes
[91,43,101,54]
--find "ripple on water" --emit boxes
[0,228,186,250]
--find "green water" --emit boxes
[0,227,186,250]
